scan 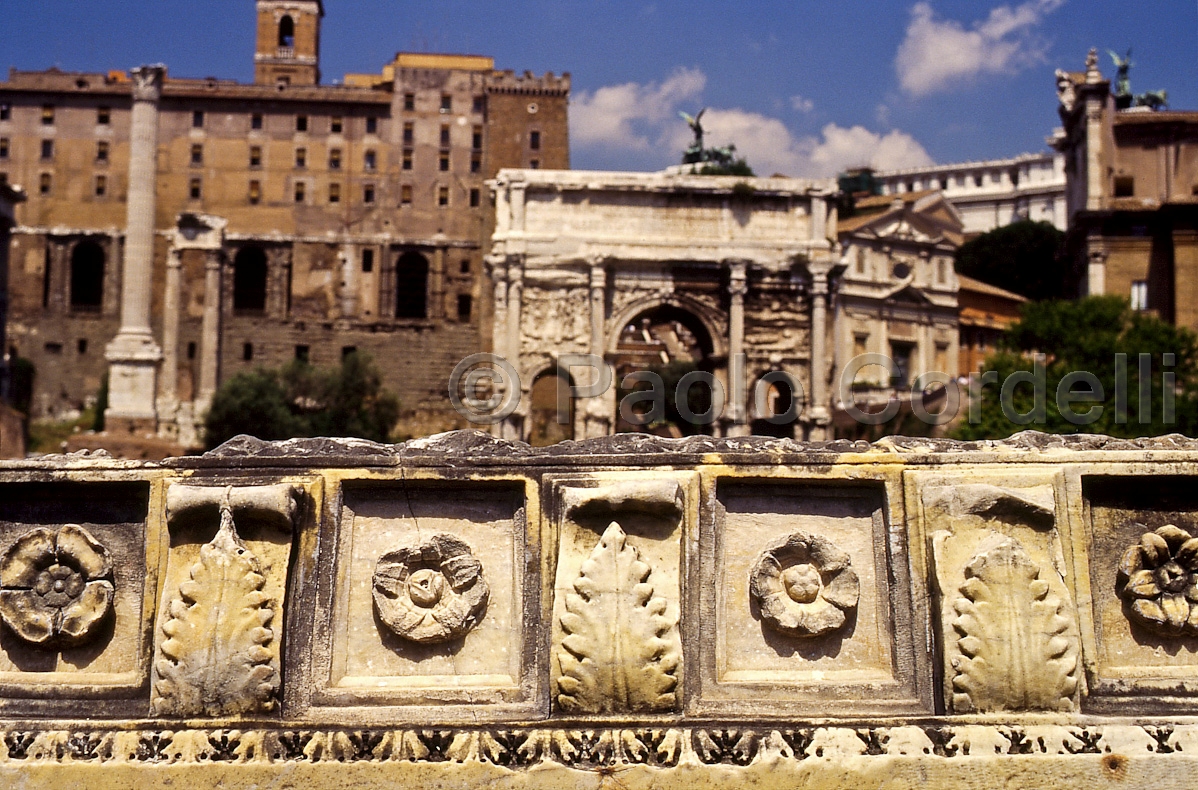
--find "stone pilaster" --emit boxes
[502,255,525,442]
[105,64,166,431]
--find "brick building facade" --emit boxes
[0,0,568,440]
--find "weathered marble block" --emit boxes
[0,430,1197,788]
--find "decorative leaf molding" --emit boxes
[950,534,1078,713]
[152,502,277,717]
[557,521,680,713]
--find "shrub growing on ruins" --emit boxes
[203,351,400,449]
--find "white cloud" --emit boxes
[572,69,933,177]
[895,0,1064,97]
[570,67,705,152]
[789,94,814,113]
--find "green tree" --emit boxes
[203,352,399,449]
[954,296,1198,440]
[955,220,1069,301]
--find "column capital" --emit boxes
[130,65,166,102]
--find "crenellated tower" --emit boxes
[254,0,323,86]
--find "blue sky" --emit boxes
[1,1,1194,176]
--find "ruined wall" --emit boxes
[0,431,1196,786]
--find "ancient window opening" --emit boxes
[889,341,914,387]
[1114,176,1135,197]
[400,184,412,205]
[457,293,472,322]
[40,140,53,160]
[330,116,342,134]
[232,246,269,314]
[77,338,87,354]
[190,144,203,165]
[248,179,261,204]
[470,152,481,173]
[243,342,253,361]
[439,153,449,171]
[187,342,197,360]
[341,346,357,360]
[39,173,51,195]
[440,125,450,146]
[295,147,306,168]
[529,369,574,446]
[189,178,202,199]
[0,138,8,159]
[403,122,413,144]
[0,104,11,121]
[530,130,541,150]
[438,186,449,206]
[394,251,429,319]
[41,105,54,125]
[192,110,204,129]
[365,117,377,134]
[440,94,452,113]
[530,159,540,169]
[403,93,415,111]
[472,125,483,150]
[329,148,341,169]
[294,344,309,362]
[469,188,480,207]
[402,149,413,170]
[96,141,108,162]
[459,259,470,274]
[361,249,374,273]
[69,241,105,312]
[94,175,106,197]
[364,149,377,170]
[363,184,375,204]
[250,146,262,167]
[251,113,263,130]
[97,107,110,125]
[278,15,295,47]
[1130,280,1148,311]
[328,182,340,203]
[296,115,308,132]
[472,95,485,114]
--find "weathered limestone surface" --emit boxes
[2,430,1198,787]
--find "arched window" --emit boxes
[232,247,268,313]
[69,240,105,311]
[395,251,429,318]
[278,15,295,48]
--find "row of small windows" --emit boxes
[402,92,486,115]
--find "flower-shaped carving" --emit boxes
[0,525,114,648]
[1117,523,1198,635]
[749,531,859,638]
[372,533,489,644]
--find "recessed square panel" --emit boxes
[0,480,153,709]
[310,478,538,720]
[698,478,926,716]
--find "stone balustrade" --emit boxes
[1,429,1198,787]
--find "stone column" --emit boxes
[157,247,182,425]
[197,250,223,408]
[589,259,606,356]
[484,253,509,439]
[503,255,525,442]
[726,260,749,437]
[584,258,612,439]
[104,64,165,431]
[1084,50,1105,213]
[807,264,833,439]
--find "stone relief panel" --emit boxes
[701,479,926,716]
[1083,475,1198,708]
[519,285,590,361]
[316,480,535,716]
[0,481,152,702]
[151,484,303,717]
[549,475,691,715]
[912,470,1081,713]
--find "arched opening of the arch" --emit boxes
[232,246,268,314]
[278,15,295,47]
[613,304,718,436]
[69,240,105,312]
[395,251,429,319]
[528,368,574,446]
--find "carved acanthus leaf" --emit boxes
[152,505,277,717]
[951,534,1078,712]
[557,522,679,713]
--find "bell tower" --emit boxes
[254,1,323,86]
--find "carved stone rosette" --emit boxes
[0,525,114,648]
[749,531,859,638]
[372,534,489,644]
[1117,523,1198,635]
